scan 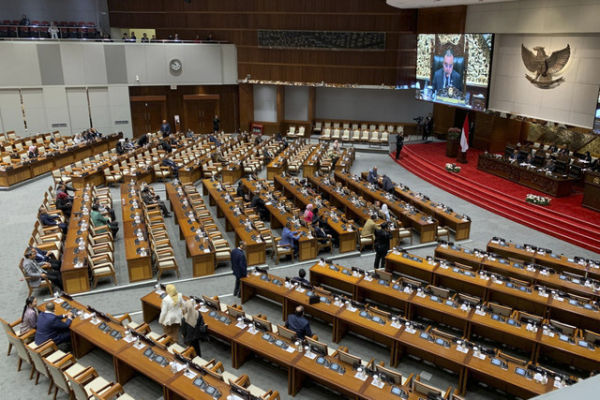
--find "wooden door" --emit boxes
[130,96,167,138]
[183,95,219,134]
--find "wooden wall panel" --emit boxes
[109,0,421,85]
[417,6,467,34]
[238,84,254,132]
[129,85,239,133]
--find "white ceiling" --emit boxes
[386,0,516,9]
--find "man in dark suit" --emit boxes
[432,49,463,93]
[34,302,73,346]
[292,269,311,286]
[285,305,312,339]
[231,242,248,298]
[160,119,171,137]
[213,115,220,132]
[381,175,394,193]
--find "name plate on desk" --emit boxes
[370,379,385,389]
[304,352,317,360]
[184,369,197,379]
[475,309,486,316]
[346,305,357,312]
[133,341,146,350]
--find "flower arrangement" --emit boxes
[526,194,551,206]
[446,163,461,173]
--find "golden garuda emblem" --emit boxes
[521,44,570,89]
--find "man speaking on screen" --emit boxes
[432,49,463,92]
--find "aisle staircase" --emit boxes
[393,147,600,254]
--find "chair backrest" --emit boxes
[25,343,51,379]
[0,317,17,341]
[66,370,91,400]
[45,358,72,395]
[6,331,30,364]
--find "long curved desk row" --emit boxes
[140,289,451,399]
[0,133,121,187]
[309,261,600,373]
[40,295,269,400]
[384,249,600,332]
[238,268,571,398]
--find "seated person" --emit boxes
[34,302,74,347]
[280,222,302,256]
[208,132,222,146]
[381,174,394,193]
[285,305,312,340]
[161,157,179,178]
[93,198,116,221]
[367,166,378,183]
[361,214,378,237]
[141,186,171,217]
[292,269,311,286]
[28,246,60,271]
[55,184,73,217]
[39,210,67,234]
[23,249,62,290]
[20,296,38,334]
[91,204,119,236]
[28,145,39,158]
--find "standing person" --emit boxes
[373,222,391,269]
[303,204,314,224]
[20,296,38,334]
[160,119,171,137]
[213,115,220,133]
[181,300,206,356]
[231,242,248,298]
[48,22,59,39]
[159,284,183,341]
[395,134,404,160]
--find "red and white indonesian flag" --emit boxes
[460,114,469,153]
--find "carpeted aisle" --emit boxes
[394,142,600,253]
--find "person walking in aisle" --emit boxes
[159,284,183,341]
[231,242,248,298]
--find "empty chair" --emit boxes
[360,129,369,142]
[379,131,389,145]
[341,129,350,142]
[332,128,341,140]
[436,225,450,241]
[369,131,379,144]
[321,128,331,141]
[273,237,294,264]
[351,129,360,142]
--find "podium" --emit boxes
[583,171,600,212]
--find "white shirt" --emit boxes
[158,293,183,326]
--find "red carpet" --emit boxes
[393,142,600,254]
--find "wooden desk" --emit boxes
[203,179,266,266]
[241,271,565,397]
[165,183,216,276]
[61,189,92,294]
[242,178,318,261]
[386,251,600,331]
[478,153,575,197]
[487,240,600,281]
[435,244,600,300]
[0,133,120,187]
[583,171,600,211]
[325,173,437,243]
[120,183,153,282]
[273,175,358,253]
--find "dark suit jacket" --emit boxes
[231,248,247,279]
[285,314,312,339]
[432,68,463,92]
[34,312,72,345]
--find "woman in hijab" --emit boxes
[303,204,314,224]
[180,299,207,356]
[159,284,183,341]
